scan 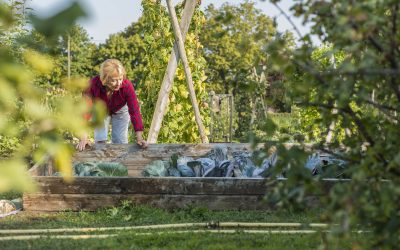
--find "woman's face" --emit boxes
[107,75,123,91]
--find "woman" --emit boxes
[77,59,147,151]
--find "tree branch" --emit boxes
[350,20,400,102]
[301,101,376,147]
[344,105,375,147]
[320,68,400,76]
[390,3,400,102]
[364,99,398,112]
[391,3,399,55]
[271,2,307,44]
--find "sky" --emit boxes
[27,0,315,44]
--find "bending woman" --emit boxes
[77,59,147,150]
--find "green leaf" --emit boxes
[29,1,86,42]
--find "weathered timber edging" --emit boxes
[23,177,347,212]
[27,177,346,195]
[28,177,270,195]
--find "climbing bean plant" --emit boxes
[140,0,210,143]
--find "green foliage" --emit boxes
[0,232,371,250]
[59,25,97,77]
[0,0,29,55]
[143,0,209,143]
[0,190,22,200]
[0,135,20,158]
[0,203,370,249]
[0,1,106,192]
[70,162,128,177]
[200,1,276,92]
[251,112,301,142]
[31,24,97,87]
[292,46,351,143]
[21,20,100,146]
[200,1,294,140]
[293,105,322,142]
[0,201,322,229]
[264,0,400,247]
[29,1,86,44]
[142,160,168,177]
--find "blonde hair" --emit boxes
[99,59,126,85]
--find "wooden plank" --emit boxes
[30,177,273,195]
[74,143,259,160]
[22,193,278,211]
[29,176,344,195]
[73,143,307,161]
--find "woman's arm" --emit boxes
[135,131,148,149]
[124,80,147,149]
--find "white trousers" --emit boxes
[94,105,130,143]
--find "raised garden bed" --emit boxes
[24,143,339,212]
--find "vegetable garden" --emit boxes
[1,0,399,249]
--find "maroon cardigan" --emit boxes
[85,76,144,132]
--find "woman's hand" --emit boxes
[135,131,148,149]
[137,139,148,149]
[76,133,89,151]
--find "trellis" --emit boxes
[148,0,208,143]
[209,92,234,143]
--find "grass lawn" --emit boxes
[0,232,367,250]
[0,200,371,249]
